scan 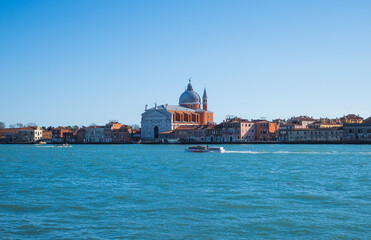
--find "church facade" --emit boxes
[141,80,213,140]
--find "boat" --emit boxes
[185,145,225,153]
[35,141,47,145]
[56,143,71,147]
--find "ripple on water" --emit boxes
[0,144,370,239]
[0,204,50,213]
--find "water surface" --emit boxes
[0,144,370,239]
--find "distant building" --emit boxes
[340,114,363,124]
[220,117,255,142]
[254,121,279,141]
[287,128,343,142]
[288,116,316,129]
[63,131,77,143]
[76,127,86,143]
[343,117,371,142]
[130,129,141,142]
[141,80,213,140]
[0,128,19,143]
[159,124,222,143]
[278,123,295,141]
[42,130,52,140]
[52,127,72,143]
[85,126,105,143]
[17,126,43,143]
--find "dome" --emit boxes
[179,82,201,105]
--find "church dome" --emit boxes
[179,82,201,105]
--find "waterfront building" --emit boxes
[104,122,123,143]
[159,124,222,143]
[63,131,77,143]
[287,128,343,142]
[340,114,363,124]
[254,120,279,141]
[220,117,255,142]
[278,122,295,141]
[85,126,105,143]
[0,128,18,143]
[42,130,52,141]
[76,127,86,143]
[130,129,141,142]
[52,127,72,143]
[141,80,213,140]
[343,117,371,142]
[17,126,43,143]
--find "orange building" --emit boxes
[254,120,279,141]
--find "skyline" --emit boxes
[1,1,371,127]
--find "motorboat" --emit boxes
[185,145,225,153]
[56,143,71,147]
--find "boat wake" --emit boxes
[224,150,371,155]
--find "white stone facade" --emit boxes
[141,106,173,140]
[17,127,43,143]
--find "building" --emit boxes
[42,130,52,141]
[52,127,72,143]
[159,124,222,143]
[287,128,343,142]
[17,126,43,143]
[278,122,295,141]
[85,126,105,143]
[254,121,279,141]
[141,80,213,140]
[308,122,343,129]
[220,117,255,142]
[63,131,77,143]
[343,117,371,142]
[0,128,19,143]
[340,114,363,124]
[76,127,86,143]
[288,116,317,129]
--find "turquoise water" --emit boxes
[0,144,370,239]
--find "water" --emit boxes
[0,144,370,239]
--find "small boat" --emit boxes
[56,143,71,147]
[35,141,47,145]
[185,145,225,153]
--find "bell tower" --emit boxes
[202,88,208,111]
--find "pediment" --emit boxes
[145,110,169,119]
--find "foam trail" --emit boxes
[224,151,371,155]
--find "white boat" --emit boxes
[56,143,71,148]
[185,146,225,153]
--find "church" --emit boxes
[141,80,214,140]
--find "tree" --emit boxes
[89,123,96,127]
[0,122,5,129]
[47,126,53,131]
[16,123,23,128]
[41,126,46,130]
[72,125,79,131]
[131,124,140,130]
[25,122,37,127]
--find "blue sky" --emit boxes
[1,0,370,127]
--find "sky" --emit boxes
[1,0,370,127]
